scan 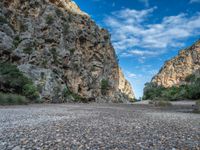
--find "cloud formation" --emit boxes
[126,72,137,78]
[104,8,200,59]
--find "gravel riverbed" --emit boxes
[0,103,199,150]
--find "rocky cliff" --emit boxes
[0,0,134,103]
[118,68,135,99]
[152,40,200,87]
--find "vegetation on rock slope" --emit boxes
[0,62,39,104]
[143,74,200,101]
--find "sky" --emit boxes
[73,0,200,98]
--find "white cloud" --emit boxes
[190,0,200,3]
[126,72,137,78]
[104,8,200,61]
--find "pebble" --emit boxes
[0,103,199,149]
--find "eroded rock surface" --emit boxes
[152,40,200,87]
[0,0,134,102]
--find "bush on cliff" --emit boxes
[101,79,109,95]
[143,74,200,101]
[0,62,39,101]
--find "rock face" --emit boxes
[0,0,134,102]
[118,68,135,99]
[152,40,200,87]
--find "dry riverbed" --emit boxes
[0,103,199,150]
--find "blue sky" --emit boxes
[73,0,200,98]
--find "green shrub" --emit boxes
[0,62,31,93]
[46,15,54,25]
[62,87,71,98]
[71,93,82,102]
[23,47,33,54]
[185,74,196,82]
[0,15,7,24]
[55,8,63,17]
[50,48,58,64]
[62,87,82,102]
[22,84,39,100]
[143,82,165,100]
[69,48,75,54]
[101,79,109,95]
[63,23,69,34]
[0,62,39,101]
[13,36,21,48]
[0,92,28,105]
[143,74,200,101]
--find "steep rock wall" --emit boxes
[0,0,134,102]
[152,40,200,87]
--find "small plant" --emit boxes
[50,48,59,64]
[69,48,75,54]
[0,15,7,24]
[20,23,27,32]
[91,66,96,72]
[13,36,21,48]
[46,15,54,25]
[101,79,109,95]
[185,74,196,83]
[63,23,70,34]
[62,87,71,98]
[71,93,82,102]
[0,62,39,101]
[23,47,33,54]
[55,8,63,17]
[62,87,82,102]
[68,14,72,22]
[0,92,28,105]
[41,59,48,67]
[22,84,39,100]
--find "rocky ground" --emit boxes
[0,103,200,150]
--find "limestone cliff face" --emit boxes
[118,68,134,99]
[152,40,200,87]
[0,0,134,102]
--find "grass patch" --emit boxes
[0,92,28,105]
